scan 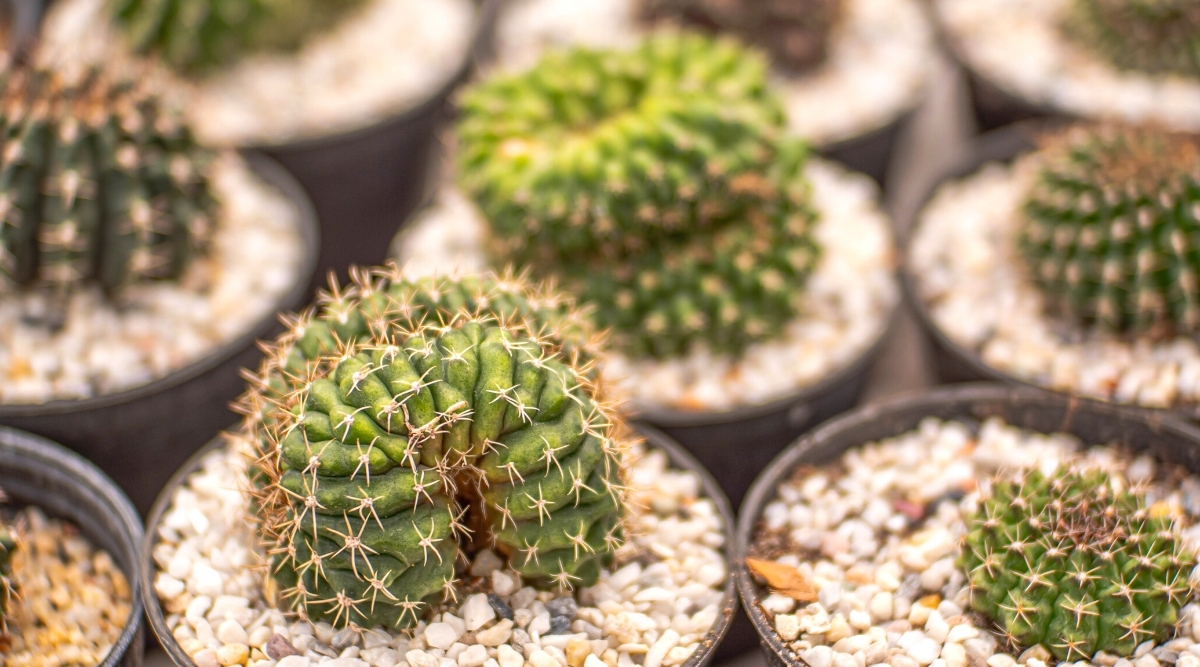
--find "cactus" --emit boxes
[636,0,843,71]
[108,0,370,75]
[0,522,14,632]
[0,65,217,297]
[457,33,823,358]
[244,268,627,629]
[1064,0,1200,78]
[960,466,1195,661]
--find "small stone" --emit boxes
[566,638,591,667]
[267,635,300,660]
[925,612,949,643]
[218,620,249,645]
[462,594,497,631]
[530,613,551,636]
[946,626,978,644]
[963,637,996,667]
[850,610,873,630]
[1117,659,1135,667]
[315,623,337,644]
[827,615,852,643]
[324,659,368,667]
[1154,650,1180,665]
[1137,656,1161,667]
[546,597,579,619]
[804,646,834,667]
[1177,655,1200,667]
[548,616,571,636]
[776,614,800,642]
[909,605,932,627]
[908,638,941,666]
[499,643,525,667]
[986,657,1015,667]
[195,649,220,667]
[891,656,919,667]
[834,652,857,667]
[1018,647,1051,665]
[762,593,796,614]
[477,620,515,647]
[585,656,606,667]
[1093,654,1119,667]
[459,645,490,667]
[493,571,518,597]
[820,585,844,610]
[471,550,504,578]
[218,644,250,666]
[277,658,311,667]
[489,593,515,620]
[529,649,560,667]
[941,643,968,667]
[427,623,462,650]
[1138,645,1159,659]
[870,593,894,622]
[333,628,359,650]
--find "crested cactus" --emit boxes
[636,0,843,71]
[960,466,1195,661]
[1064,0,1200,78]
[244,268,627,629]
[457,33,822,358]
[0,65,217,296]
[1017,124,1200,338]
[108,0,370,75]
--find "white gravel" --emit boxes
[933,0,1200,131]
[908,155,1200,411]
[0,154,306,404]
[750,416,1200,667]
[151,439,729,667]
[394,158,898,413]
[38,0,476,146]
[488,0,933,146]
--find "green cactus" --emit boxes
[457,33,822,358]
[108,0,370,75]
[636,0,843,71]
[0,522,15,631]
[960,466,1195,661]
[245,268,627,629]
[1017,124,1200,339]
[1064,0,1200,78]
[0,65,217,297]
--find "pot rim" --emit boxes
[141,426,739,667]
[0,151,321,418]
[0,425,145,667]
[733,382,1200,667]
[898,120,1200,422]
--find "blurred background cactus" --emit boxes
[0,64,217,300]
[245,270,627,629]
[960,465,1195,660]
[1018,125,1200,339]
[1064,0,1200,77]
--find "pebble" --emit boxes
[459,645,490,667]
[546,597,578,620]
[463,594,497,631]
[498,644,525,667]
[428,623,463,650]
[909,639,942,665]
[547,616,571,636]
[269,635,301,659]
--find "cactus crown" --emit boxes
[1064,0,1200,78]
[1017,124,1200,338]
[0,65,217,298]
[242,268,628,630]
[108,0,369,75]
[960,465,1196,661]
[636,0,843,71]
[457,33,822,359]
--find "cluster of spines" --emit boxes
[1018,124,1200,338]
[241,267,630,630]
[1064,0,1200,78]
[960,465,1196,661]
[0,64,217,297]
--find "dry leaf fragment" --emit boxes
[745,557,818,602]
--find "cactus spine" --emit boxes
[1017,124,1200,338]
[1064,0,1200,78]
[960,466,1195,661]
[0,65,217,296]
[244,269,627,629]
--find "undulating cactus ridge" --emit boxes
[636,0,843,71]
[960,466,1196,661]
[0,65,217,295]
[109,0,369,75]
[0,522,15,631]
[458,33,823,358]
[1018,124,1200,338]
[1064,0,1200,78]
[243,267,628,629]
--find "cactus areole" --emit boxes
[241,269,628,630]
[960,466,1196,661]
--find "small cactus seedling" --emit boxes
[960,466,1196,660]
[109,0,370,75]
[0,65,217,297]
[637,0,843,71]
[457,33,822,358]
[243,268,628,629]
[1064,0,1200,78]
[1018,124,1200,339]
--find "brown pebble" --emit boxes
[266,634,299,660]
[918,594,941,608]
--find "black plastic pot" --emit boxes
[142,426,738,667]
[0,426,145,667]
[900,121,1200,422]
[0,153,320,516]
[257,0,501,285]
[735,383,1200,667]
[818,110,914,190]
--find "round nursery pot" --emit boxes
[259,0,501,285]
[735,382,1200,667]
[0,153,320,517]
[0,425,145,667]
[818,111,914,190]
[142,425,739,667]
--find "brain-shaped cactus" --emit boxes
[960,466,1196,660]
[1065,0,1200,77]
[1018,125,1200,338]
[244,269,627,629]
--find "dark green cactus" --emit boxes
[246,269,627,629]
[457,33,822,358]
[108,0,370,75]
[0,65,217,297]
[1018,125,1200,338]
[960,466,1195,661]
[1064,0,1200,78]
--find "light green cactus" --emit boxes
[1018,124,1200,338]
[1064,0,1200,78]
[245,268,627,629]
[960,466,1196,661]
[0,65,217,297]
